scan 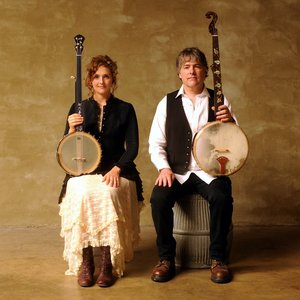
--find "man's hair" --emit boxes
[176,47,208,76]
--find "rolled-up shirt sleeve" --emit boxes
[223,95,238,125]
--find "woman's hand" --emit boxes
[68,113,84,133]
[213,105,234,122]
[102,166,121,187]
[155,168,175,187]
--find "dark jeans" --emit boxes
[150,173,233,262]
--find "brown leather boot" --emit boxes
[96,246,115,287]
[77,246,95,287]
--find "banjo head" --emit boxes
[192,121,249,176]
[56,132,101,176]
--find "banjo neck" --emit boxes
[74,34,85,131]
[206,11,224,116]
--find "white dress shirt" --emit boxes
[148,85,236,185]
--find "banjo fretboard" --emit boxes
[206,11,224,115]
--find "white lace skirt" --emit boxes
[59,174,142,278]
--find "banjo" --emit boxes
[192,11,249,176]
[56,34,101,176]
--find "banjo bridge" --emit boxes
[212,149,230,153]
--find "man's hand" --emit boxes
[213,105,234,122]
[155,168,175,187]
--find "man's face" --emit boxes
[178,57,207,90]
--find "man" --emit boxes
[148,47,235,284]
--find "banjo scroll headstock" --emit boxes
[206,11,218,36]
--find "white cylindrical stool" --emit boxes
[173,194,232,269]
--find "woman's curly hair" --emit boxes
[85,55,118,95]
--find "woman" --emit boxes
[58,55,143,288]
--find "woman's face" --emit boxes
[92,65,113,98]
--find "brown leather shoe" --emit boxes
[151,260,175,282]
[78,246,95,287]
[210,259,232,284]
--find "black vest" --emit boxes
[165,89,214,174]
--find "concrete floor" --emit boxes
[0,225,299,300]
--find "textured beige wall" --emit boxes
[0,0,299,226]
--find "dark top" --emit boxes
[58,95,143,203]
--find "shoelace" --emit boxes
[211,261,227,270]
[156,260,172,270]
